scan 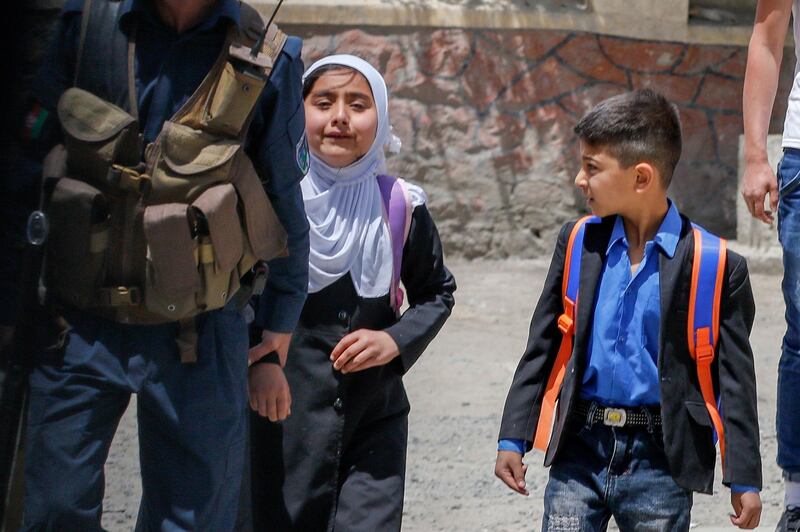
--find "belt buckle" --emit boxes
[602,407,627,427]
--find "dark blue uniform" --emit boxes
[13,1,310,529]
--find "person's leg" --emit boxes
[608,428,692,532]
[777,148,800,523]
[22,314,132,531]
[333,410,408,532]
[542,423,612,532]
[135,305,249,531]
[250,328,343,532]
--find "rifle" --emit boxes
[0,209,49,530]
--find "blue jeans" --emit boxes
[22,303,249,531]
[778,148,800,480]
[542,421,692,532]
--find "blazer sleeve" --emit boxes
[384,204,456,374]
[498,221,572,443]
[717,252,762,489]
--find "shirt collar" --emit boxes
[606,200,681,259]
[119,0,240,34]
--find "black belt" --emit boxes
[573,399,661,428]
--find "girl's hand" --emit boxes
[330,329,400,374]
[248,363,292,422]
[249,330,292,367]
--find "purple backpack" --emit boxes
[376,175,413,313]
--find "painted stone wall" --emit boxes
[289,25,794,258]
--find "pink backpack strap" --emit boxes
[377,174,413,312]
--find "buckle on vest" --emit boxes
[603,408,627,427]
[108,164,151,194]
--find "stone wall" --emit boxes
[289,24,795,258]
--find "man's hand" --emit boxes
[741,160,779,224]
[248,330,292,367]
[248,363,291,422]
[330,329,399,374]
[730,491,762,529]
[494,451,529,496]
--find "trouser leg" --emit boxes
[778,149,800,477]
[135,307,249,532]
[21,316,131,531]
[542,423,612,532]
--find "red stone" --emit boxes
[678,106,716,162]
[414,104,479,159]
[462,45,528,113]
[674,46,736,75]
[598,36,685,73]
[392,73,464,107]
[478,110,527,150]
[497,57,587,112]
[715,48,747,79]
[301,34,336,66]
[388,99,424,152]
[481,30,568,62]
[334,30,405,75]
[630,72,701,105]
[556,34,628,85]
[417,29,473,77]
[558,83,627,118]
[526,102,573,136]
[712,112,743,165]
[695,74,743,112]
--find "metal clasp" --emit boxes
[603,407,627,427]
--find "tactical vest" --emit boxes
[41,0,289,361]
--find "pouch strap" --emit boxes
[74,0,93,88]
[176,317,198,364]
[108,164,150,195]
[74,0,136,115]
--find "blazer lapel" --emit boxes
[572,219,613,361]
[658,215,692,357]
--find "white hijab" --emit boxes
[301,54,425,296]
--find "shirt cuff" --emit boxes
[498,439,526,454]
[730,484,760,494]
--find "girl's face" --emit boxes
[304,69,379,169]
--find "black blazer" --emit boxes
[498,215,762,494]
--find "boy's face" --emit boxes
[574,141,638,218]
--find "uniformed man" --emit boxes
[2,0,309,529]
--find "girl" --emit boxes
[248,54,456,531]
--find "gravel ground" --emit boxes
[101,258,784,531]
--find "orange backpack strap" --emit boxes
[533,215,599,452]
[688,224,727,467]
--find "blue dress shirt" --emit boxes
[4,0,309,331]
[580,203,680,407]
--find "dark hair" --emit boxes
[302,64,358,99]
[573,89,682,187]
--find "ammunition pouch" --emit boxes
[57,88,141,191]
[41,4,289,361]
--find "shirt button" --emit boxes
[337,310,348,323]
[333,397,344,411]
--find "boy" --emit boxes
[495,89,763,530]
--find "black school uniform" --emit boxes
[250,203,456,531]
